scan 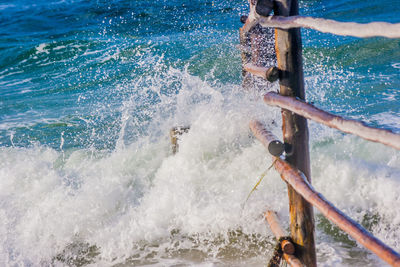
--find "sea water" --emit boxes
[0,0,399,266]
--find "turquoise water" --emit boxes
[0,0,399,266]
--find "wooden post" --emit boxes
[264,211,303,267]
[274,0,317,266]
[239,0,276,91]
[239,20,251,78]
[264,211,296,255]
[170,126,190,154]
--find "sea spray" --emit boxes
[1,66,398,265]
[0,0,399,266]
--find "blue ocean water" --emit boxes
[0,0,399,266]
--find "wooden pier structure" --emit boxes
[241,0,400,266]
[171,0,400,265]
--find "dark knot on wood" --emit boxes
[256,0,274,17]
[240,15,248,24]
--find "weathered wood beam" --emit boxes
[258,15,400,39]
[239,0,276,90]
[169,126,190,154]
[249,120,285,156]
[264,210,303,267]
[239,25,251,78]
[274,158,400,267]
[243,0,400,39]
[264,92,400,150]
[273,0,316,265]
[244,64,279,82]
[251,121,400,266]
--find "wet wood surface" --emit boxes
[273,0,316,265]
[264,92,400,150]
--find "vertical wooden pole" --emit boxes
[274,0,317,266]
[170,126,190,154]
[239,1,276,91]
[239,24,251,75]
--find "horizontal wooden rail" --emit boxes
[250,121,400,266]
[264,210,303,267]
[249,120,285,156]
[243,63,279,82]
[263,92,400,150]
[257,16,400,38]
[243,7,400,39]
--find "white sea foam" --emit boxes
[82,49,106,56]
[0,4,16,11]
[36,43,50,54]
[0,66,398,266]
[2,78,32,87]
[99,49,120,63]
[392,63,400,69]
[53,45,67,51]
[0,70,24,80]
[369,112,400,132]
